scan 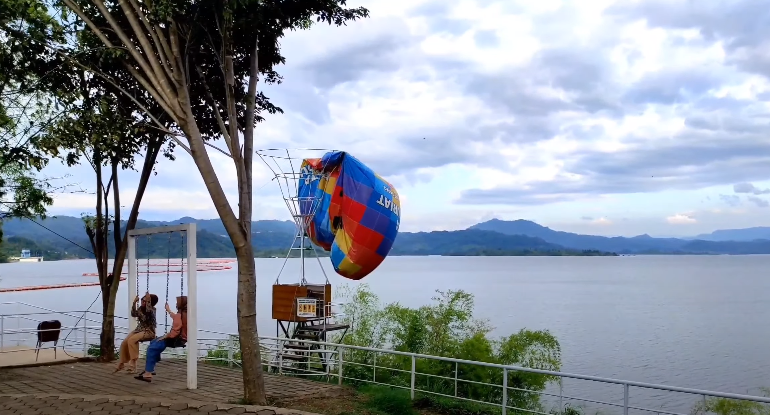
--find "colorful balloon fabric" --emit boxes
[298,151,400,280]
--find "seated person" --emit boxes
[115,293,157,373]
[135,295,187,382]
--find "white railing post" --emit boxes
[278,339,284,375]
[82,311,88,356]
[227,335,234,368]
[502,368,508,415]
[623,383,629,415]
[410,355,416,400]
[373,353,377,383]
[559,378,564,413]
[338,347,344,385]
[1,315,4,349]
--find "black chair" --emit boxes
[35,320,62,362]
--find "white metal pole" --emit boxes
[127,235,137,332]
[186,223,198,390]
[82,311,88,356]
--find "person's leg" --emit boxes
[114,336,131,372]
[125,331,148,372]
[127,331,154,370]
[139,339,166,381]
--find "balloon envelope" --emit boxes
[298,151,400,280]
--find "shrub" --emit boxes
[333,284,562,414]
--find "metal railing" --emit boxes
[241,336,770,415]
[0,302,768,415]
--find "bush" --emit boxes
[87,343,117,358]
[205,338,241,367]
[332,284,562,414]
[692,389,770,415]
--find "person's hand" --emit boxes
[133,296,139,303]
[165,303,171,313]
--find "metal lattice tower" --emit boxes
[256,148,335,286]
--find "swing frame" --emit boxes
[127,223,198,390]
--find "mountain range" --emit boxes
[2,216,770,261]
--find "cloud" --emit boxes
[719,194,741,207]
[666,213,697,225]
[747,196,769,208]
[592,217,612,225]
[733,182,770,195]
[39,0,770,236]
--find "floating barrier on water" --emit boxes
[81,259,235,276]
[82,265,232,277]
[0,277,127,293]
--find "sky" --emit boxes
[41,0,770,238]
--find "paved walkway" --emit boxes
[0,360,349,414]
[0,394,320,414]
[0,360,347,403]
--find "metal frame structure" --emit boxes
[256,149,350,374]
[256,148,333,287]
[127,223,198,389]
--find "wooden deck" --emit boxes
[0,359,349,404]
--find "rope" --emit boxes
[145,235,151,295]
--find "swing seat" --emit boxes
[164,337,186,349]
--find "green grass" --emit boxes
[358,385,416,415]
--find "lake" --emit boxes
[0,255,768,413]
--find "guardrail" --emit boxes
[0,302,767,415]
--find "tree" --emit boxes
[47,0,369,403]
[0,0,74,232]
[40,65,172,360]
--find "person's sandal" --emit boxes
[134,374,151,383]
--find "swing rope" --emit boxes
[139,235,151,297]
[165,233,172,331]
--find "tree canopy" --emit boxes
[5,0,371,403]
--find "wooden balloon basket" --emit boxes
[272,282,348,341]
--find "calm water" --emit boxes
[0,255,768,413]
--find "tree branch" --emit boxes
[87,0,170,107]
[241,35,259,234]
[116,0,177,109]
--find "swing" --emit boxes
[132,235,155,345]
[162,232,186,349]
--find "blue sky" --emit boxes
[42,0,770,237]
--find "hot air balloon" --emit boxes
[299,151,400,280]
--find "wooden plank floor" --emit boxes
[0,359,349,404]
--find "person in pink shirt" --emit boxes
[134,296,187,382]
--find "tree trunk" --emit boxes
[96,141,160,362]
[179,115,266,404]
[234,242,265,404]
[99,283,117,361]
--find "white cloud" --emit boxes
[666,214,697,225]
[40,0,770,237]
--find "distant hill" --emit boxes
[4,215,770,261]
[469,219,770,255]
[692,227,770,242]
[0,216,617,261]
